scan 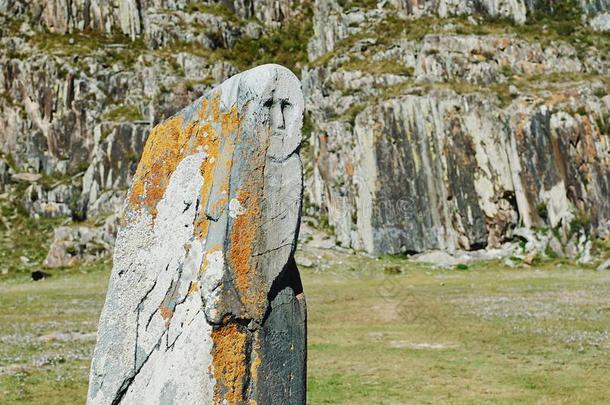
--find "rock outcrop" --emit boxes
[308,0,610,59]
[303,2,610,256]
[87,64,306,405]
[0,0,302,40]
[43,215,119,267]
[2,0,610,267]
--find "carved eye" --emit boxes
[263,98,273,108]
[280,100,293,123]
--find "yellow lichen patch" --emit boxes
[192,122,216,149]
[127,91,243,256]
[211,91,221,122]
[211,324,248,405]
[193,103,239,239]
[198,98,210,121]
[228,189,269,319]
[187,281,200,296]
[193,122,222,240]
[210,194,229,214]
[221,105,240,136]
[129,115,184,218]
[128,92,240,226]
[199,244,223,275]
[250,346,261,382]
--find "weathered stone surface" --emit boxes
[590,12,610,31]
[87,64,306,405]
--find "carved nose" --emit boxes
[271,102,285,130]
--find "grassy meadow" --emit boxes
[1,247,609,404]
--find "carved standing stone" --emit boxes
[87,64,306,405]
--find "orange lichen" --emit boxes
[128,90,241,230]
[250,346,261,381]
[229,191,259,294]
[211,323,248,405]
[129,115,184,218]
[159,305,174,328]
[228,188,269,319]
[198,98,210,121]
[210,195,229,213]
[193,122,221,240]
[192,97,241,240]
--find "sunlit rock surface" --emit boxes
[87,64,306,405]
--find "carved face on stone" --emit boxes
[198,64,305,321]
[222,64,304,161]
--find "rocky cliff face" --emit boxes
[1,0,302,38]
[303,1,610,257]
[1,0,609,268]
[307,86,609,254]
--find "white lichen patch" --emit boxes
[200,249,225,320]
[228,198,246,218]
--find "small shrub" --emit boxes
[536,202,548,222]
[384,266,402,275]
[569,209,591,236]
[102,105,143,122]
[342,103,366,124]
[596,112,610,136]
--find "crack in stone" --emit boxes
[252,242,294,257]
[110,330,166,405]
[266,148,300,164]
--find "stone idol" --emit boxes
[87,64,306,405]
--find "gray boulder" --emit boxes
[87,64,306,405]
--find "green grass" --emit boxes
[1,247,610,403]
[0,195,66,277]
[28,31,146,65]
[336,0,378,10]
[217,13,313,74]
[184,3,244,25]
[596,112,610,135]
[0,262,110,404]
[305,252,610,404]
[151,6,313,76]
